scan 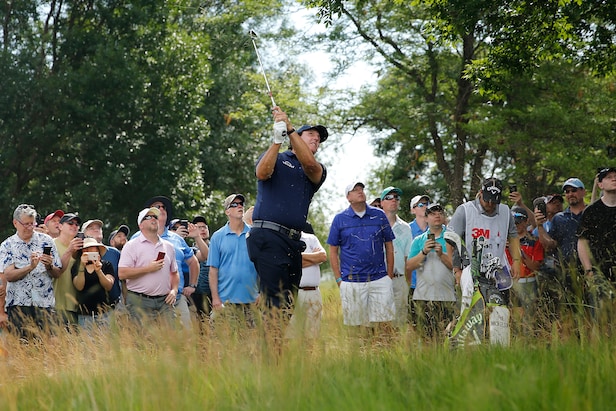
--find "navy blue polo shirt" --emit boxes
[550,207,583,261]
[253,150,326,230]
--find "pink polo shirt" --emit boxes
[119,235,178,296]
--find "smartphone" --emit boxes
[84,251,100,261]
[156,252,166,261]
[43,246,52,255]
[509,184,517,193]
[427,233,435,241]
[179,220,189,229]
[533,197,547,216]
[75,232,85,239]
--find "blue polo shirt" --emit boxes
[207,222,258,304]
[549,207,583,262]
[102,246,122,302]
[253,150,326,230]
[327,205,396,282]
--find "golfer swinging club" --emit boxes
[246,106,328,313]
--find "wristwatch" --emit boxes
[188,284,198,288]
[287,128,296,135]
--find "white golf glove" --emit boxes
[273,121,287,145]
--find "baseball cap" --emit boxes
[511,206,528,223]
[223,194,245,210]
[44,210,64,225]
[108,224,130,244]
[598,167,616,182]
[168,218,180,229]
[410,194,430,209]
[545,194,564,203]
[380,186,403,200]
[60,213,82,225]
[143,195,173,225]
[344,181,365,196]
[562,178,585,191]
[425,203,444,215]
[192,215,207,225]
[81,219,103,232]
[297,124,328,142]
[481,178,503,204]
[137,207,161,225]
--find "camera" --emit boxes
[533,197,547,216]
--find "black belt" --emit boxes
[300,286,318,291]
[252,220,302,241]
[128,290,167,299]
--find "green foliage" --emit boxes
[0,0,313,236]
[301,0,616,214]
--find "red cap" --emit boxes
[44,210,64,225]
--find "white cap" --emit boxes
[410,194,431,209]
[344,181,365,196]
[137,207,161,225]
[81,219,103,232]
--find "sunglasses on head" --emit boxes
[383,194,400,201]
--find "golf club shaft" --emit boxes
[249,32,276,108]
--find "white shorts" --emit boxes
[340,275,395,326]
[285,289,323,339]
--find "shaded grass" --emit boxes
[1,283,615,410]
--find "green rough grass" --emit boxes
[1,284,615,411]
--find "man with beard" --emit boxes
[109,225,130,251]
[535,178,587,318]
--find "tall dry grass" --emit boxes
[0,282,615,410]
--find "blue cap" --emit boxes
[380,186,402,200]
[297,125,328,142]
[562,178,585,191]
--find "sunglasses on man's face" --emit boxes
[563,188,578,194]
[415,202,429,208]
[227,201,244,209]
[383,194,400,201]
[143,215,158,220]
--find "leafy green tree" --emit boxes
[303,0,616,218]
[0,0,311,237]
